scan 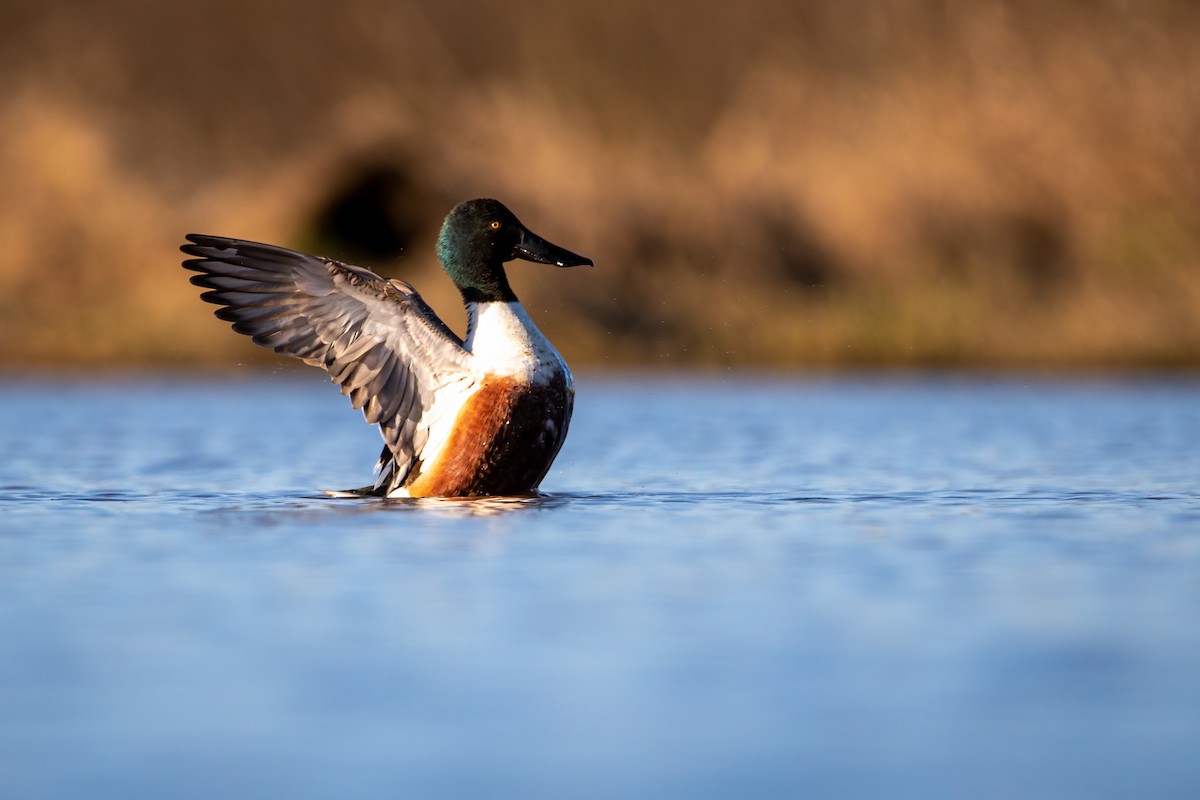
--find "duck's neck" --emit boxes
[441,246,517,305]
[458,281,517,305]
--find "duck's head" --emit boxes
[436,198,593,304]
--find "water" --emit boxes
[1,373,1198,799]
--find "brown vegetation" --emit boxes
[2,0,1200,369]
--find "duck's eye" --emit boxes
[489,221,501,230]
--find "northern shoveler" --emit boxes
[181,198,592,498]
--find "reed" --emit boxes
[2,0,1198,368]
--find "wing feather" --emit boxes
[182,233,473,488]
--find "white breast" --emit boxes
[465,301,571,388]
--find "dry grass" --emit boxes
[2,0,1199,369]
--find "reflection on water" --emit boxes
[0,374,1198,799]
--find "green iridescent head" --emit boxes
[436,198,592,303]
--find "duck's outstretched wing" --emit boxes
[181,233,473,488]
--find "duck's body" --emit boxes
[388,300,574,498]
[181,199,592,498]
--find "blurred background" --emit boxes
[2,0,1199,370]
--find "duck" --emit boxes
[181,198,593,498]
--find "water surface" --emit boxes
[1,374,1198,799]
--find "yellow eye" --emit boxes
[489,221,501,230]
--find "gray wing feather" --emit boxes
[181,233,471,487]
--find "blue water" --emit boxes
[1,373,1198,799]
